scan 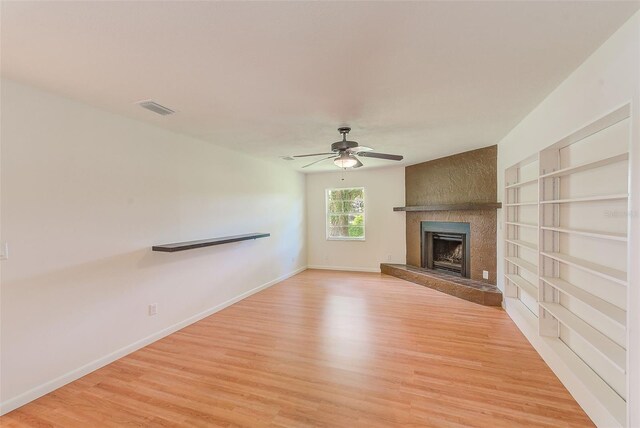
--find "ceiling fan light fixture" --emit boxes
[334,153,358,168]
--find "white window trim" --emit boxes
[325,187,366,241]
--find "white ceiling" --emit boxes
[2,1,638,172]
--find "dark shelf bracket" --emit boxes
[152,233,270,252]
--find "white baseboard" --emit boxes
[0,266,307,416]
[307,264,381,273]
[504,298,623,428]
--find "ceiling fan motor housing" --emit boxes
[331,140,358,152]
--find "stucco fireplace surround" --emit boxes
[381,145,502,306]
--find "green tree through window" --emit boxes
[326,187,365,240]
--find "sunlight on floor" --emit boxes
[322,295,372,361]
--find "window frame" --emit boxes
[325,187,366,241]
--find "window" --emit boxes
[326,187,365,240]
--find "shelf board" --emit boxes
[505,177,538,189]
[505,257,537,275]
[505,274,537,299]
[540,194,628,204]
[393,202,501,212]
[541,252,627,286]
[540,276,626,328]
[152,233,270,252]
[505,239,538,251]
[540,153,628,179]
[505,222,538,229]
[539,302,626,373]
[540,226,627,242]
[504,202,538,207]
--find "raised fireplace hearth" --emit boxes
[380,263,501,306]
[422,221,470,278]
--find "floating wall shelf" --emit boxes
[393,202,501,212]
[152,233,270,252]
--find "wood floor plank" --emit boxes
[0,270,594,427]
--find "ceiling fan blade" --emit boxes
[353,157,364,168]
[358,152,403,161]
[302,155,337,168]
[293,152,335,158]
[349,146,373,154]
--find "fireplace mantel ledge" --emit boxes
[393,202,502,212]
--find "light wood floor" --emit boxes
[1,270,594,427]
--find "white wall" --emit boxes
[497,12,639,427]
[306,167,405,272]
[0,79,307,413]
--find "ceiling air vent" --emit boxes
[137,100,175,116]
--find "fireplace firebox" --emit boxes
[421,221,471,278]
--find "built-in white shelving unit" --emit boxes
[504,104,630,427]
[504,152,539,315]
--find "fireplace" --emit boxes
[421,221,471,278]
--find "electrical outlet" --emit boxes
[387,254,392,261]
[0,242,8,260]
[148,303,158,316]
[482,270,489,280]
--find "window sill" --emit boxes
[326,237,366,242]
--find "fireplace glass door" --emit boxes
[421,222,471,278]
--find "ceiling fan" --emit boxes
[293,127,403,169]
